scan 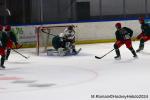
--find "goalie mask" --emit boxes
[68,26,73,30]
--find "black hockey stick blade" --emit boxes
[23,55,30,59]
[95,56,103,59]
[95,49,115,59]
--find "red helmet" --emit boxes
[5,25,11,31]
[115,23,121,28]
[0,25,3,31]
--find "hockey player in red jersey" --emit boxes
[114,23,137,59]
[136,17,150,52]
[5,25,21,60]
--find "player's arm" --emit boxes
[10,31,18,45]
[1,32,8,48]
[124,27,133,37]
[10,31,22,49]
[142,24,150,36]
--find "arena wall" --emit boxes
[13,19,141,47]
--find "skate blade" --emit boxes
[114,57,121,60]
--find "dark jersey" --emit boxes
[0,31,9,48]
[5,31,18,44]
[115,27,133,41]
[141,23,150,36]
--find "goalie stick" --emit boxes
[41,28,57,37]
[40,25,77,37]
[95,49,114,59]
[41,25,77,28]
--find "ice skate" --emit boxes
[136,48,143,52]
[0,65,5,69]
[114,55,121,60]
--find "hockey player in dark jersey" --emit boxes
[136,17,150,52]
[5,25,21,60]
[114,23,137,59]
[0,25,8,69]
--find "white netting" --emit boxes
[35,25,69,55]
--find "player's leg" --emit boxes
[0,48,6,69]
[70,41,77,54]
[70,38,77,54]
[125,39,137,58]
[72,45,77,54]
[5,48,11,60]
[137,32,144,40]
[136,36,149,52]
[1,56,5,68]
[136,39,144,52]
[129,47,137,58]
[114,40,123,59]
[6,39,13,60]
[130,48,137,58]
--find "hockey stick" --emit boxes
[41,28,68,40]
[95,49,115,59]
[41,28,57,37]
[12,49,29,59]
[40,25,77,37]
[41,25,77,28]
[12,44,23,49]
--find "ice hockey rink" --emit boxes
[0,41,150,100]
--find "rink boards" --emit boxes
[12,19,141,48]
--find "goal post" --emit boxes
[35,25,76,56]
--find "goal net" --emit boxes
[35,25,74,56]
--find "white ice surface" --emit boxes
[0,41,150,100]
